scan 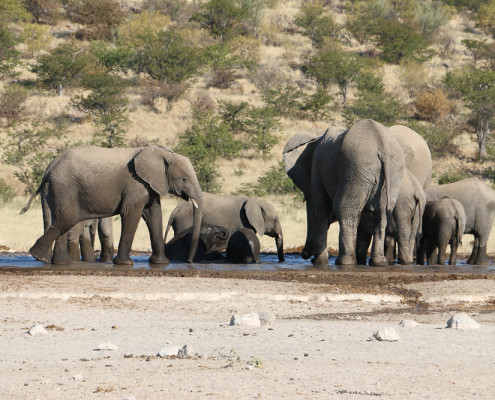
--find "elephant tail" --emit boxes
[455,216,463,247]
[164,215,174,244]
[19,183,44,215]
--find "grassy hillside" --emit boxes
[1,0,494,253]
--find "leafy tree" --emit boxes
[245,106,280,159]
[406,120,459,158]
[32,41,94,94]
[72,68,129,148]
[304,44,365,106]
[175,109,242,192]
[414,0,452,39]
[117,10,171,48]
[0,179,16,203]
[294,1,340,47]
[0,84,29,127]
[22,0,60,24]
[20,23,52,57]
[477,0,495,38]
[74,0,126,40]
[0,0,31,24]
[0,26,21,77]
[261,85,304,118]
[445,67,495,158]
[298,88,333,121]
[90,41,134,72]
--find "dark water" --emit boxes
[0,252,494,273]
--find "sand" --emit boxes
[0,269,494,399]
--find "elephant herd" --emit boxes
[20,119,495,267]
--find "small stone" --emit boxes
[96,343,118,351]
[178,345,194,358]
[73,374,83,380]
[230,313,261,327]
[259,311,276,326]
[373,327,400,342]
[446,313,481,330]
[27,324,47,336]
[399,320,419,328]
[158,345,182,357]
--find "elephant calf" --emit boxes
[66,217,114,262]
[226,228,260,264]
[165,224,229,262]
[418,197,466,265]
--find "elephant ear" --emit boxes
[133,146,171,196]
[283,131,320,172]
[243,199,265,235]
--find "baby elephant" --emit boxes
[418,196,466,265]
[226,228,260,263]
[165,224,228,262]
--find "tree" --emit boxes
[477,0,495,38]
[72,68,129,148]
[20,23,52,57]
[22,0,60,24]
[74,0,126,40]
[445,67,495,158]
[0,84,29,127]
[294,1,340,47]
[0,26,21,77]
[304,44,364,106]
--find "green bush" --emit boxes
[477,0,495,38]
[0,84,29,127]
[414,0,452,39]
[406,121,459,158]
[261,86,304,118]
[344,91,403,125]
[20,23,52,57]
[0,26,21,77]
[0,0,31,24]
[22,0,60,24]
[297,88,333,121]
[294,1,340,47]
[437,170,471,184]
[74,0,126,40]
[0,178,16,204]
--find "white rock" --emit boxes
[446,313,481,330]
[158,345,182,357]
[373,327,400,342]
[73,374,83,380]
[399,320,419,328]
[96,343,119,351]
[178,344,194,358]
[259,311,276,326]
[230,313,261,327]
[27,324,47,336]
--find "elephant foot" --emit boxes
[99,255,113,263]
[113,255,134,266]
[369,257,389,267]
[149,254,169,265]
[29,244,52,264]
[335,254,355,266]
[52,253,74,265]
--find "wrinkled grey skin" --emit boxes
[65,217,114,262]
[21,145,203,266]
[165,193,284,262]
[418,197,466,265]
[283,119,405,267]
[226,228,260,263]
[382,125,431,264]
[425,178,495,265]
[356,168,425,265]
[165,224,229,262]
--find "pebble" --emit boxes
[27,324,47,336]
[230,313,261,327]
[446,313,481,330]
[373,327,400,342]
[399,320,419,328]
[73,374,83,380]
[96,343,119,351]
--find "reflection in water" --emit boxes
[0,252,494,273]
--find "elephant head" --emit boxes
[134,146,203,263]
[243,198,285,262]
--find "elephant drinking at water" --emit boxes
[21,145,203,265]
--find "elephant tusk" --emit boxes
[191,198,198,209]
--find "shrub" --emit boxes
[414,88,453,122]
[344,91,403,125]
[406,121,459,158]
[298,88,333,121]
[142,0,194,22]
[477,0,495,38]
[294,1,340,47]
[0,26,21,77]
[74,0,127,40]
[437,170,471,184]
[261,85,304,118]
[0,84,29,127]
[117,10,171,48]
[33,41,94,94]
[0,0,31,24]
[90,41,134,72]
[398,59,430,98]
[22,0,60,24]
[20,23,52,57]
[0,179,16,204]
[245,106,280,159]
[72,68,129,148]
[414,0,452,39]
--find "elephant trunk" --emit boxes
[186,192,203,263]
[276,233,284,262]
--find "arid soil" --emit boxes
[1,262,494,399]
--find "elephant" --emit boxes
[65,217,114,262]
[226,228,260,263]
[165,224,229,262]
[21,145,203,265]
[417,196,466,265]
[356,167,425,265]
[425,178,495,265]
[165,193,284,262]
[283,119,405,267]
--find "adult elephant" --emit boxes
[165,193,284,262]
[283,119,405,266]
[66,217,114,262]
[21,145,203,265]
[418,197,466,265]
[425,178,495,265]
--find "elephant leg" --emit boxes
[80,224,96,262]
[142,199,168,265]
[52,231,73,265]
[98,217,114,262]
[449,240,458,265]
[114,205,144,265]
[427,245,438,265]
[356,226,371,266]
[437,243,447,265]
[30,225,66,264]
[417,236,426,266]
[467,236,478,264]
[336,217,358,266]
[67,226,81,261]
[369,211,388,267]
[384,235,397,264]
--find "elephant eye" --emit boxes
[181,177,188,183]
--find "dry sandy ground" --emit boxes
[0,269,494,400]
